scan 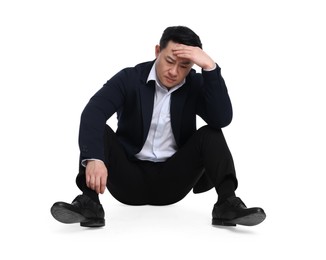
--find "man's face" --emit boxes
[155,41,194,89]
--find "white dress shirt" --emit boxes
[83,62,220,166]
[135,62,185,162]
[82,63,217,166]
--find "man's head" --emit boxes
[159,26,202,50]
[155,26,202,89]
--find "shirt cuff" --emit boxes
[203,63,217,72]
[81,159,104,167]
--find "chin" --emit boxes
[166,80,178,88]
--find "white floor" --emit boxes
[3,175,325,260]
[1,1,326,259]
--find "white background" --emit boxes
[1,0,325,259]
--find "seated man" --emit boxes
[51,25,266,228]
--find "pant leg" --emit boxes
[76,125,149,205]
[76,125,237,206]
[146,125,237,205]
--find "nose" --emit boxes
[169,65,178,77]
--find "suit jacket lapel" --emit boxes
[138,61,156,143]
[170,84,189,146]
[138,60,190,147]
[139,80,155,143]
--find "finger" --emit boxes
[85,164,93,188]
[172,47,191,53]
[172,51,190,56]
[89,175,96,191]
[100,175,107,194]
[173,44,195,52]
[175,52,191,58]
[172,49,193,58]
[86,172,91,188]
[95,176,101,194]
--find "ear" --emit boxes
[155,45,160,58]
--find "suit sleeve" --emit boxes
[196,64,233,128]
[78,69,127,162]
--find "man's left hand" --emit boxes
[172,44,215,70]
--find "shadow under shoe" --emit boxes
[51,194,105,227]
[212,196,266,226]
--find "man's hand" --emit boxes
[85,160,108,194]
[172,44,215,70]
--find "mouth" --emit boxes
[165,76,176,84]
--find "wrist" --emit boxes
[203,63,216,71]
[83,159,104,167]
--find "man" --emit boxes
[51,26,266,228]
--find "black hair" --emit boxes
[159,26,202,49]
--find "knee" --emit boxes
[197,125,223,137]
[104,124,115,136]
[195,125,228,147]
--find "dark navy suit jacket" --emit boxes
[78,60,233,193]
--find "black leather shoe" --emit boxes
[212,196,266,226]
[50,195,105,227]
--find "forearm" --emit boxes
[79,73,125,161]
[199,65,233,128]
[78,102,110,162]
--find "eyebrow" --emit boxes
[166,55,191,65]
[166,55,176,62]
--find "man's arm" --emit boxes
[173,44,233,128]
[79,69,127,162]
[172,44,215,70]
[79,69,128,193]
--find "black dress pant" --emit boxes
[76,125,237,206]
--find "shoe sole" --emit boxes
[51,202,86,224]
[51,202,105,227]
[80,218,105,227]
[212,211,266,226]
